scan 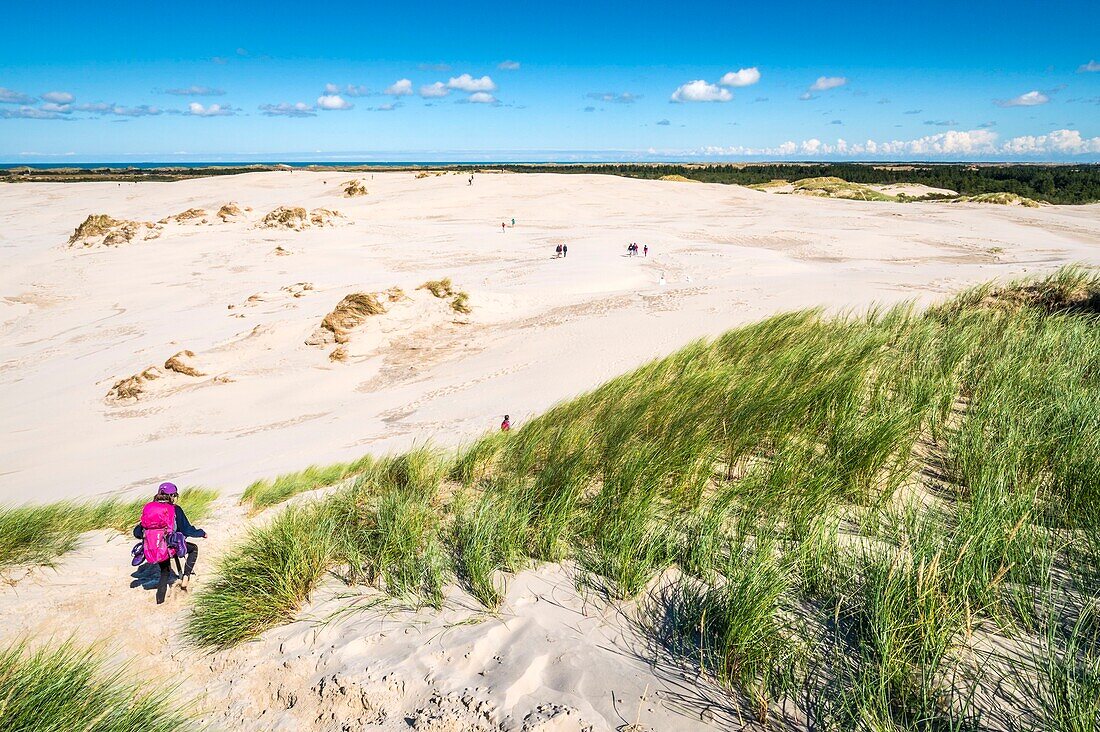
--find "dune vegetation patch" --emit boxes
[0,488,216,571]
[309,207,344,226]
[106,366,162,401]
[418,277,472,314]
[343,179,369,197]
[0,641,200,731]
[159,207,208,225]
[189,267,1100,729]
[258,206,309,230]
[307,292,387,346]
[67,214,161,248]
[163,349,205,377]
[790,176,898,202]
[658,174,701,183]
[950,192,1041,208]
[216,202,247,221]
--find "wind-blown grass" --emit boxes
[0,641,200,731]
[0,488,217,571]
[188,267,1100,726]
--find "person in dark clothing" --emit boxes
[134,482,206,603]
[562,244,568,257]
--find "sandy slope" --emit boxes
[2,171,1098,504]
[2,171,1099,730]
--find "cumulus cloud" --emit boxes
[187,102,236,117]
[1001,129,1100,155]
[697,128,1100,158]
[0,87,35,104]
[671,80,731,103]
[586,91,638,104]
[996,90,1049,107]
[419,82,450,98]
[1078,60,1100,73]
[40,102,72,113]
[447,74,497,92]
[40,91,74,103]
[467,91,498,104]
[259,102,315,117]
[165,85,225,96]
[384,79,414,96]
[498,60,520,70]
[719,67,761,87]
[810,76,847,91]
[316,94,353,110]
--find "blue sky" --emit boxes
[2,0,1098,162]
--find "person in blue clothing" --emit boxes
[133,482,206,603]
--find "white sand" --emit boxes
[1,172,1099,729]
[2,171,1098,505]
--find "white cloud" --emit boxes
[1078,60,1100,73]
[165,85,225,96]
[498,60,520,70]
[41,90,74,103]
[40,102,72,113]
[0,87,35,104]
[384,79,414,96]
[719,67,760,87]
[798,92,815,101]
[316,94,353,110]
[259,102,316,117]
[447,74,496,92]
[187,102,235,117]
[696,128,1100,158]
[1001,129,1100,155]
[420,82,450,98]
[995,90,1050,107]
[810,76,847,91]
[670,80,732,103]
[467,91,498,104]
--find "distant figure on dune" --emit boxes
[502,222,506,233]
[511,218,515,227]
[501,414,511,431]
[644,245,648,257]
[556,244,562,257]
[132,482,206,604]
[563,243,568,257]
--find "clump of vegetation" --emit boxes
[791,176,897,201]
[450,291,471,314]
[67,214,159,247]
[106,366,162,401]
[310,292,386,345]
[950,191,1041,207]
[418,278,454,298]
[259,206,308,230]
[216,202,244,221]
[0,488,217,571]
[0,641,199,731]
[240,454,378,512]
[343,179,368,196]
[658,174,700,183]
[190,267,1100,728]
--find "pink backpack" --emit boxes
[140,501,176,564]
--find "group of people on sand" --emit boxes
[627,243,648,257]
[131,482,206,604]
[554,243,569,258]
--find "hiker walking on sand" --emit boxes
[511,217,515,227]
[562,244,568,258]
[501,414,511,431]
[644,244,648,257]
[555,244,562,258]
[502,222,506,233]
[133,482,206,604]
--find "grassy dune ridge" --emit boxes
[0,488,217,571]
[186,267,1100,728]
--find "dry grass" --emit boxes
[418,278,454,298]
[258,206,308,230]
[106,366,162,401]
[343,179,368,197]
[163,349,204,377]
[312,293,386,345]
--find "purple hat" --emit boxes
[158,481,178,495]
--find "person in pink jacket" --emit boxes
[133,482,206,604]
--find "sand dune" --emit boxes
[2,171,1099,504]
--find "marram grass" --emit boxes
[186,267,1100,728]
